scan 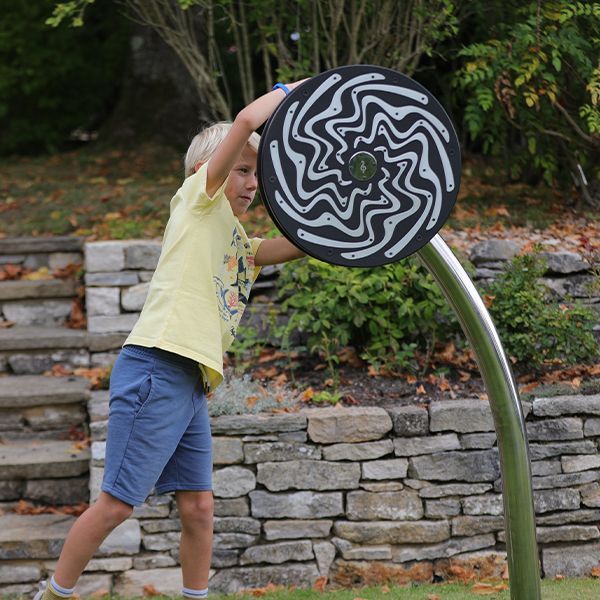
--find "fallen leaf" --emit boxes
[591,565,600,577]
[312,576,327,592]
[427,595,441,600]
[301,387,315,402]
[89,589,109,599]
[406,375,417,384]
[143,584,161,597]
[254,366,278,380]
[246,395,258,408]
[471,582,509,594]
[437,378,451,392]
[0,320,15,328]
[458,370,471,382]
[22,267,53,281]
[554,574,565,580]
[520,382,539,394]
[324,378,334,387]
[416,384,427,395]
[380,585,390,594]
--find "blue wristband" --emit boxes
[272,83,291,95]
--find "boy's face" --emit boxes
[225,145,258,217]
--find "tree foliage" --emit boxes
[454,1,600,203]
[0,2,128,154]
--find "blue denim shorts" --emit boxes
[101,344,213,506]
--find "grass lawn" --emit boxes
[210,579,598,600]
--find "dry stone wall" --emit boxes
[80,394,600,595]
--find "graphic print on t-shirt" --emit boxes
[213,225,255,341]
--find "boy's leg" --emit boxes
[176,490,214,590]
[52,492,133,588]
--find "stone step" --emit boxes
[0,513,76,560]
[0,279,78,301]
[0,440,90,480]
[0,236,84,255]
[0,375,90,408]
[0,326,87,351]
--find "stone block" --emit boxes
[460,433,497,449]
[90,420,108,440]
[211,413,307,435]
[114,567,182,596]
[361,458,408,480]
[258,460,360,491]
[580,483,600,508]
[540,251,589,274]
[123,243,161,270]
[85,241,126,273]
[213,437,244,465]
[9,349,90,375]
[279,431,308,443]
[244,441,321,463]
[584,417,600,436]
[313,540,336,576]
[533,394,600,416]
[86,557,133,572]
[461,494,503,516]
[322,440,393,461]
[336,541,392,561]
[133,554,177,570]
[48,252,82,270]
[394,433,460,456]
[121,282,150,311]
[0,583,35,596]
[526,417,583,441]
[391,533,496,563]
[97,519,141,556]
[213,517,261,535]
[333,520,450,544]
[499,525,600,544]
[347,490,423,521]
[419,483,493,498]
[452,516,504,536]
[537,509,600,526]
[211,548,240,568]
[87,333,128,352]
[528,440,596,460]
[424,499,461,519]
[250,491,344,519]
[86,287,120,317]
[0,480,23,501]
[240,540,313,565]
[263,520,333,540]
[532,470,600,490]
[469,239,521,264]
[143,532,181,551]
[534,488,580,513]
[210,563,320,594]
[213,532,259,549]
[562,454,600,473]
[214,497,249,517]
[386,406,429,437]
[90,352,119,368]
[85,271,139,287]
[409,449,500,482]
[25,477,88,505]
[213,466,256,497]
[23,404,86,431]
[429,400,494,433]
[140,518,181,533]
[3,299,72,326]
[305,407,392,443]
[543,542,600,578]
[531,460,561,476]
[0,562,41,583]
[88,313,140,334]
[361,482,404,492]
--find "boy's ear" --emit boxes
[194,161,203,173]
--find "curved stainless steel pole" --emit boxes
[417,234,541,600]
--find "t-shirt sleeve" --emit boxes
[250,237,264,283]
[180,161,228,210]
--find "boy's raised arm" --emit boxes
[206,80,307,197]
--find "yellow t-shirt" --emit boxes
[125,162,263,391]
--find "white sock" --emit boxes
[182,587,208,599]
[49,576,75,597]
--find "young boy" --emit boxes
[35,79,306,600]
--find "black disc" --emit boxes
[258,65,461,267]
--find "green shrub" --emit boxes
[276,257,459,375]
[484,253,599,370]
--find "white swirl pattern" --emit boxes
[266,71,457,262]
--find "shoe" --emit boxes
[33,581,47,600]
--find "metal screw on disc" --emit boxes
[258,64,462,267]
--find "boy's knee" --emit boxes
[178,491,214,526]
[97,492,134,526]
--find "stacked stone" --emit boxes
[70,395,600,596]
[470,240,598,320]
[84,241,161,367]
[0,237,86,374]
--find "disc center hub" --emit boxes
[349,151,377,181]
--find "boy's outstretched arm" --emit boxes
[255,237,305,266]
[206,80,307,197]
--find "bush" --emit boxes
[276,257,459,375]
[484,253,599,370]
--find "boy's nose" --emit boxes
[248,175,258,190]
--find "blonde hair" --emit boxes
[184,121,261,177]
